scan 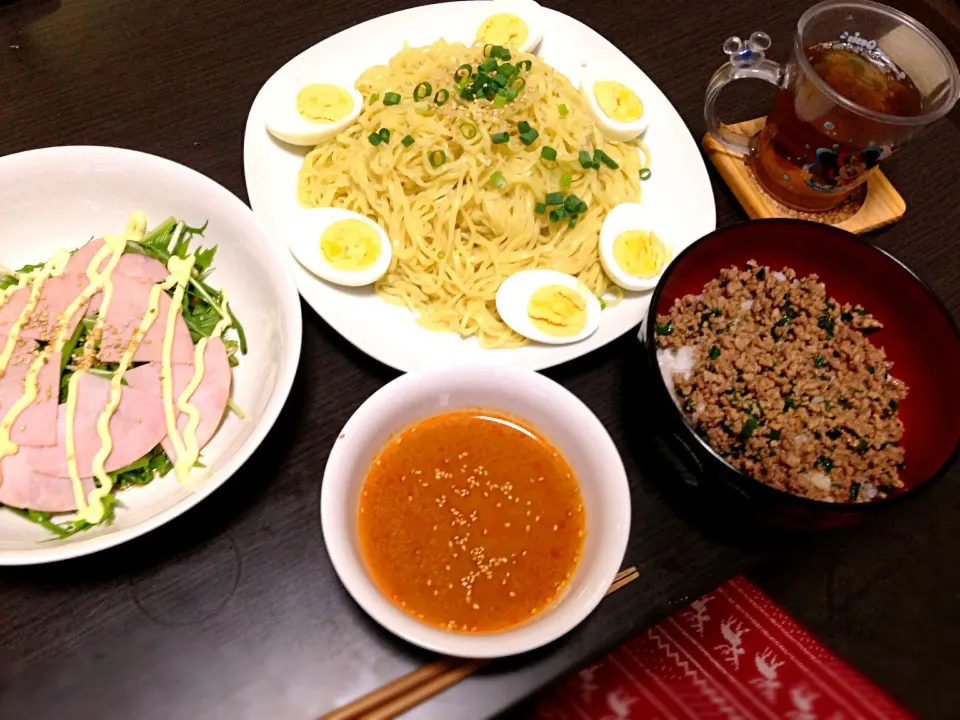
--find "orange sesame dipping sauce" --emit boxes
[358,410,586,634]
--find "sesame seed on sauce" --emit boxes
[357,410,585,634]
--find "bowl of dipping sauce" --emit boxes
[320,365,631,658]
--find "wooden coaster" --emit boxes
[702,117,905,234]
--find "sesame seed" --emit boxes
[509,591,516,597]
[472,603,480,610]
[553,524,558,531]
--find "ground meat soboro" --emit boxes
[655,261,907,504]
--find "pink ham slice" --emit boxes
[30,372,168,478]
[97,273,194,364]
[0,448,95,512]
[124,337,231,463]
[0,350,61,447]
[65,238,168,286]
[0,274,90,342]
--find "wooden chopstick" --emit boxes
[321,566,640,720]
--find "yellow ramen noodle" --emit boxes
[297,40,649,348]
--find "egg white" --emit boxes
[496,269,601,344]
[475,0,544,54]
[580,63,649,142]
[264,79,362,146]
[599,203,672,292]
[287,207,392,288]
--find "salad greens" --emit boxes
[1,217,245,538]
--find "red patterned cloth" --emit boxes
[534,577,913,720]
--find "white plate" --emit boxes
[0,146,302,564]
[321,364,631,657]
[243,0,715,372]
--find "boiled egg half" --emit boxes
[580,63,648,142]
[475,0,544,54]
[288,208,392,287]
[599,203,672,291]
[265,78,363,146]
[496,269,601,344]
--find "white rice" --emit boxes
[656,346,696,407]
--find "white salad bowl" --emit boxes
[0,146,302,564]
[320,364,631,658]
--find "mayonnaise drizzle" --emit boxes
[0,249,69,375]
[64,232,134,517]
[174,310,230,480]
[0,242,122,480]
[159,255,196,482]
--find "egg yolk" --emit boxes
[476,13,529,49]
[320,219,381,271]
[526,284,587,338]
[613,230,670,278]
[593,81,643,123]
[296,84,355,124]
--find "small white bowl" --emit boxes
[320,365,631,658]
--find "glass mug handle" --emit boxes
[704,32,784,155]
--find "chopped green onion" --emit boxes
[596,148,619,169]
[492,72,510,88]
[491,45,511,60]
[483,87,496,101]
[518,59,533,71]
[493,93,507,108]
[479,57,498,73]
[568,215,579,229]
[459,121,478,139]
[378,128,390,143]
[548,207,569,223]
[455,64,472,79]
[413,81,432,101]
[560,172,572,189]
[540,146,557,161]
[558,103,569,116]
[504,86,519,102]
[539,158,558,170]
[519,129,539,145]
[545,192,564,205]
[491,131,510,144]
[434,88,450,105]
[576,200,588,214]
[511,77,526,91]
[457,75,470,90]
[592,161,601,170]
[401,134,415,147]
[483,43,495,58]
[563,194,581,212]
[578,150,593,169]
[534,202,546,214]
[499,62,516,77]
[428,149,447,168]
[438,250,446,259]
[369,93,380,104]
[383,92,401,106]
[639,167,652,181]
[517,120,532,134]
[368,132,382,146]
[490,170,507,187]
[459,87,475,100]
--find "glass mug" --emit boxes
[704,0,960,212]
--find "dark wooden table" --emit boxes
[1,0,958,718]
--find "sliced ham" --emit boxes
[124,337,231,463]
[97,273,194,364]
[0,448,95,512]
[65,238,168,286]
[0,350,61,447]
[0,274,90,342]
[30,372,167,478]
